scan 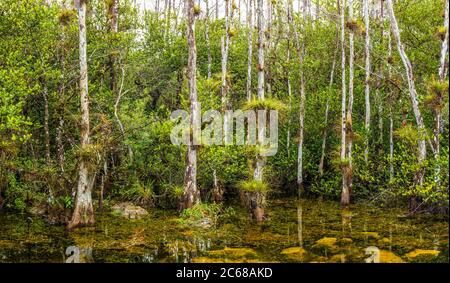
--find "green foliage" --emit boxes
[237,180,269,193]
[242,98,287,112]
[0,0,447,217]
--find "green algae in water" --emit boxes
[0,198,448,263]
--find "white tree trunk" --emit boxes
[434,0,449,188]
[340,0,350,206]
[363,0,371,164]
[346,0,355,193]
[286,0,293,157]
[222,0,233,143]
[291,0,307,194]
[180,0,200,211]
[68,0,94,230]
[388,21,394,182]
[386,0,427,190]
[254,0,265,181]
[246,0,253,101]
[206,0,212,79]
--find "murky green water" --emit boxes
[0,198,448,263]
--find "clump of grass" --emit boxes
[237,180,269,193]
[58,9,75,26]
[242,98,287,112]
[125,181,155,208]
[425,78,448,110]
[345,19,363,34]
[228,28,237,37]
[194,4,201,15]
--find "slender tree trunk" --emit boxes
[254,0,265,183]
[339,0,350,206]
[386,0,427,208]
[346,0,355,197]
[319,22,339,176]
[68,0,94,230]
[363,0,371,163]
[247,0,267,220]
[56,118,65,172]
[179,0,200,212]
[107,0,119,93]
[435,0,449,189]
[57,26,66,173]
[206,0,212,79]
[221,0,233,143]
[376,0,384,153]
[114,68,133,161]
[266,0,272,97]
[165,0,172,43]
[246,0,253,101]
[216,0,219,19]
[43,85,51,166]
[286,0,292,157]
[291,0,307,196]
[388,23,394,182]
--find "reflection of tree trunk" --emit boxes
[387,0,427,212]
[297,202,303,248]
[240,190,265,221]
[179,0,200,212]
[68,0,94,230]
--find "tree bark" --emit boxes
[339,0,350,206]
[363,0,371,164]
[246,0,253,102]
[388,24,394,182]
[386,0,427,200]
[346,0,355,197]
[376,0,384,153]
[43,84,51,166]
[107,0,119,93]
[179,0,200,212]
[286,0,292,157]
[254,0,265,182]
[290,0,307,195]
[205,0,212,79]
[434,0,449,189]
[68,0,94,230]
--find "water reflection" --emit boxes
[0,198,447,263]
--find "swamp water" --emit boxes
[0,198,448,263]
